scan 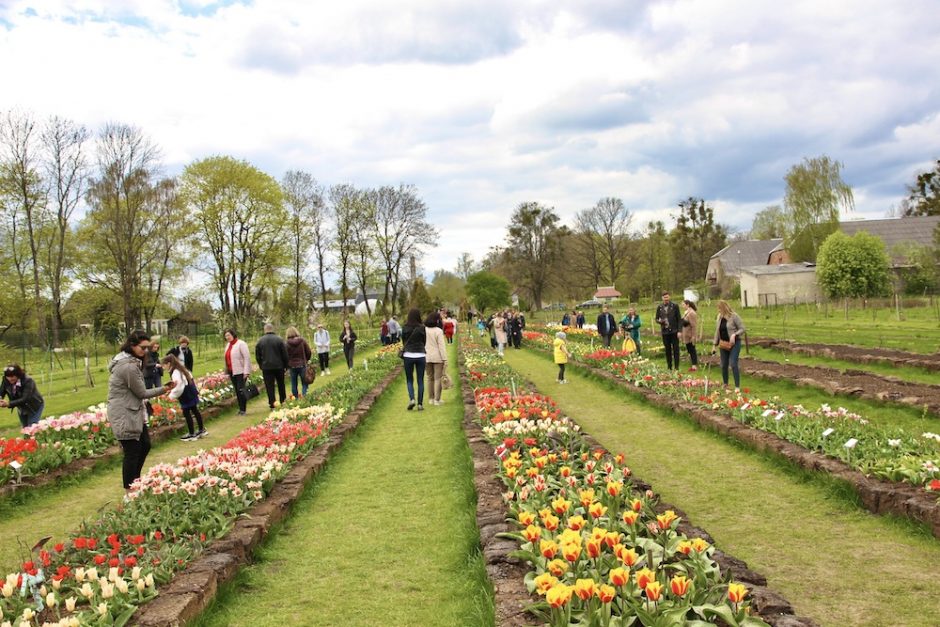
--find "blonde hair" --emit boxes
[286,326,300,339]
[717,300,735,318]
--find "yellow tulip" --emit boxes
[546,584,573,608]
[635,568,655,590]
[568,515,586,531]
[540,540,559,559]
[518,511,536,526]
[728,582,748,604]
[656,510,678,530]
[523,525,541,543]
[534,573,559,595]
[588,502,607,519]
[551,497,571,515]
[609,567,629,587]
[547,559,568,577]
[597,584,616,604]
[645,580,664,602]
[573,578,597,601]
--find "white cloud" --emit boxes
[1,0,939,282]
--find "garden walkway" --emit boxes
[504,348,940,627]
[196,344,493,627]
[0,356,374,573]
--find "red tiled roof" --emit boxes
[594,286,621,298]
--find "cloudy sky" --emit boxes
[2,0,939,277]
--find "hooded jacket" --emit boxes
[107,352,166,441]
[286,336,313,368]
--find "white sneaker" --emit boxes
[326,369,331,375]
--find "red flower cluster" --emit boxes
[0,436,39,466]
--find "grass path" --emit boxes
[505,348,940,627]
[196,345,493,627]
[0,356,372,573]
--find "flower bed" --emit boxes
[525,329,940,494]
[0,350,399,626]
[462,341,790,627]
[0,372,252,490]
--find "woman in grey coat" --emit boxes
[108,331,176,489]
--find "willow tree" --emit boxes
[783,155,854,261]
[180,156,287,320]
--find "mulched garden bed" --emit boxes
[750,338,940,371]
[700,354,940,417]
[457,353,816,627]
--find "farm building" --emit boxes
[593,286,621,302]
[839,216,940,266]
[705,239,787,297]
[739,263,820,308]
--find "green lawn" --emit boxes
[196,344,494,627]
[504,348,940,627]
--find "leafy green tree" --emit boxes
[504,201,568,309]
[669,197,728,288]
[407,277,433,314]
[901,159,940,216]
[783,155,854,261]
[750,205,786,239]
[816,231,891,298]
[179,155,287,319]
[633,221,673,301]
[465,271,511,313]
[428,269,465,306]
[895,244,938,294]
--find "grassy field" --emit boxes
[506,348,940,626]
[530,298,940,353]
[196,344,494,627]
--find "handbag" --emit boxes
[718,339,734,351]
[244,379,260,400]
[303,363,317,385]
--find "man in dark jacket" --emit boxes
[255,323,290,409]
[655,291,681,370]
[167,335,194,372]
[596,305,617,348]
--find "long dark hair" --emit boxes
[121,330,151,355]
[683,300,697,311]
[161,354,195,385]
[405,308,423,326]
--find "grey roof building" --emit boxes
[705,239,784,295]
[840,216,940,265]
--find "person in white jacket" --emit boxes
[314,323,331,375]
[161,354,206,440]
[424,312,448,405]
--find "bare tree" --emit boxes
[0,110,49,345]
[455,252,476,281]
[41,115,88,346]
[139,178,190,331]
[80,122,162,332]
[281,170,324,315]
[574,197,633,288]
[330,184,358,312]
[351,190,379,318]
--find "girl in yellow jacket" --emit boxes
[553,331,571,384]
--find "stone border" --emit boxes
[0,397,239,500]
[751,338,940,372]
[456,353,816,627]
[130,365,402,627]
[564,356,940,540]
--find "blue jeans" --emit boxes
[720,338,742,388]
[20,401,44,428]
[403,356,426,404]
[290,366,308,397]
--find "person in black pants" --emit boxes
[596,305,617,348]
[400,308,427,411]
[108,331,176,489]
[655,291,681,370]
[340,319,358,369]
[167,335,194,372]
[255,323,289,408]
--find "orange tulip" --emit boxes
[534,573,558,595]
[615,453,625,465]
[728,583,748,604]
[676,540,693,555]
[562,542,582,563]
[656,510,678,530]
[586,537,603,558]
[604,531,621,548]
[518,511,536,527]
[618,547,639,567]
[606,480,623,497]
[546,584,572,608]
[574,578,596,601]
[551,497,571,515]
[670,575,691,597]
[568,515,586,531]
[547,559,568,577]
[540,540,558,559]
[645,580,664,602]
[630,498,643,512]
[588,502,607,519]
[609,567,629,587]
[622,511,639,526]
[597,584,616,604]
[635,568,655,590]
[543,513,560,531]
[523,525,541,543]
